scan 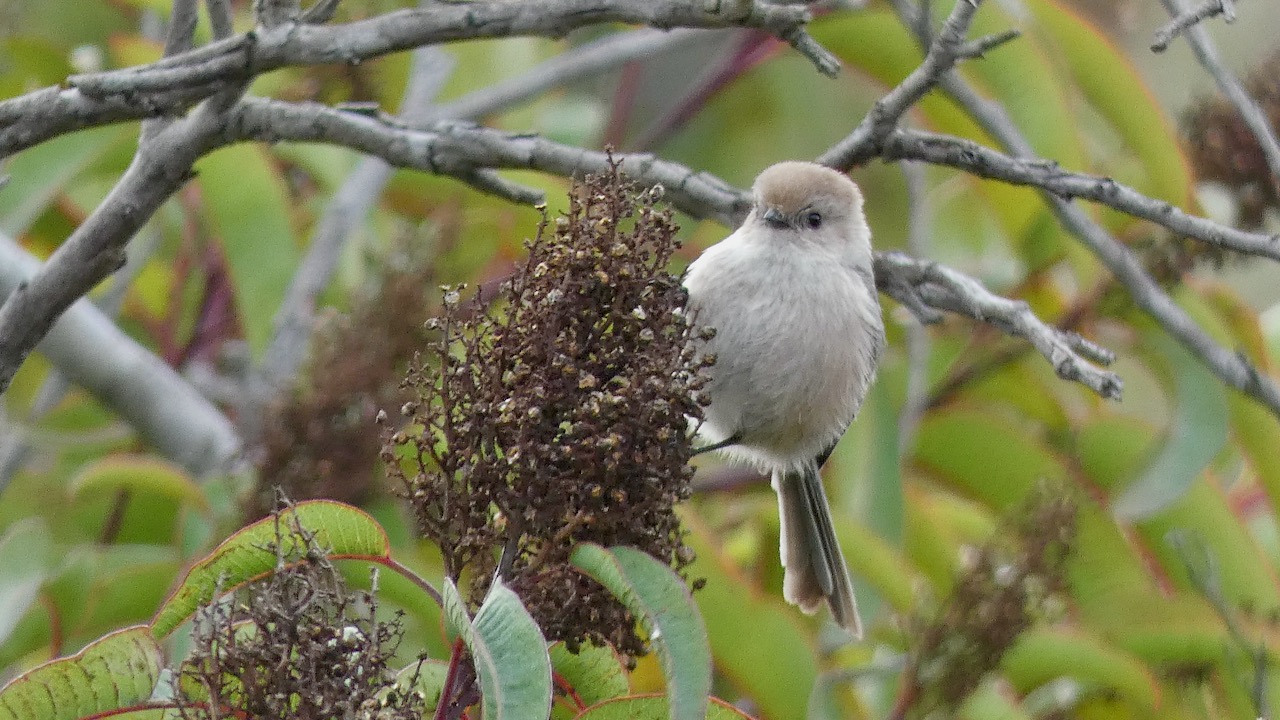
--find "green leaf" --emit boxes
[0,519,53,647]
[196,144,300,354]
[0,126,131,236]
[573,695,756,720]
[441,576,470,643]
[1065,499,1165,627]
[0,544,182,671]
[150,500,390,638]
[550,641,629,711]
[0,625,162,720]
[957,683,1033,720]
[1112,335,1229,519]
[913,409,1067,509]
[861,376,904,544]
[1231,395,1280,521]
[73,546,183,643]
[834,516,917,614]
[570,544,710,720]
[68,454,209,513]
[1138,480,1280,610]
[1076,416,1159,492]
[682,513,818,720]
[1002,627,1161,712]
[396,659,450,712]
[442,578,553,720]
[1025,0,1193,208]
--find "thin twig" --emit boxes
[247,44,455,440]
[878,129,1280,262]
[818,0,1017,169]
[1157,0,1280,184]
[164,0,201,57]
[875,252,1121,399]
[429,28,712,122]
[879,8,1280,419]
[300,0,343,25]
[255,0,301,28]
[66,0,839,97]
[1151,0,1236,52]
[205,0,235,40]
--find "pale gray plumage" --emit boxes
[684,161,884,637]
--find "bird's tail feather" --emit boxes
[772,463,862,637]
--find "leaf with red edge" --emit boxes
[150,500,390,638]
[550,641,630,717]
[68,454,208,513]
[0,626,162,720]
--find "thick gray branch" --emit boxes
[232,98,755,225]
[0,84,217,160]
[206,0,235,40]
[1,1,834,159]
[227,98,1117,397]
[0,236,242,476]
[0,98,231,393]
[69,0,838,97]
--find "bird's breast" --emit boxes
[685,241,884,467]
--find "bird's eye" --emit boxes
[805,211,823,229]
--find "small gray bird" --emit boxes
[684,161,885,637]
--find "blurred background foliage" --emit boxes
[4,0,1280,718]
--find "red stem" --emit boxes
[434,637,468,720]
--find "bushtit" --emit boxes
[684,161,884,637]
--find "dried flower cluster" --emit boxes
[176,519,423,720]
[1184,49,1280,228]
[383,161,711,657]
[900,487,1077,718]
[250,231,445,519]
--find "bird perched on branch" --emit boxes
[684,161,885,637]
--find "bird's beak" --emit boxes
[762,207,789,229]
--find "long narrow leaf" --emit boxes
[442,578,553,719]
[570,544,710,720]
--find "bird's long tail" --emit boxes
[772,461,861,637]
